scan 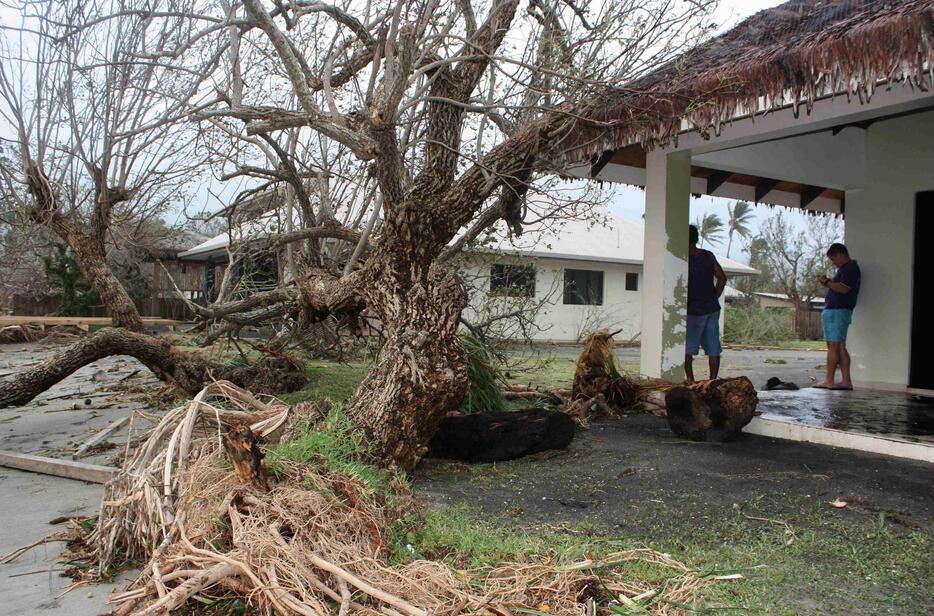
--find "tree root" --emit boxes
[87,383,720,616]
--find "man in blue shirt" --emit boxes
[815,243,860,390]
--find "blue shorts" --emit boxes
[822,308,852,342]
[686,310,722,356]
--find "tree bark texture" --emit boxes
[0,327,305,408]
[664,377,758,442]
[71,241,145,332]
[345,256,469,471]
[24,163,145,333]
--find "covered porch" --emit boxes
[577,91,934,393]
[562,0,934,395]
[558,0,934,460]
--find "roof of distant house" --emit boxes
[182,209,758,276]
[473,209,758,276]
[753,291,825,304]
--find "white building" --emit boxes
[460,211,757,343]
[559,0,934,391]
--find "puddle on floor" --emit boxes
[757,388,934,444]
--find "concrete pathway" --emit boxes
[0,341,155,615]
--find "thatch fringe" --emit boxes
[562,0,934,166]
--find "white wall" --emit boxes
[461,255,643,343]
[461,255,733,345]
[846,110,934,388]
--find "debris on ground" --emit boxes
[23,381,719,616]
[664,377,758,441]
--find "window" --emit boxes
[563,269,604,305]
[490,264,535,297]
[625,272,639,291]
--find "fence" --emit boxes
[795,309,824,340]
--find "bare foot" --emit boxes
[813,381,834,389]
[830,383,854,391]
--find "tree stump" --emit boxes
[571,330,641,412]
[427,408,576,462]
[664,377,758,442]
[222,422,270,491]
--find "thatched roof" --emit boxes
[566,0,934,165]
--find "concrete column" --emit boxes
[640,148,691,380]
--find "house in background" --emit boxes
[460,210,757,343]
[2,228,208,319]
[181,207,757,343]
[751,292,825,340]
[752,292,824,311]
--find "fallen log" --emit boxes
[0,327,306,409]
[664,377,758,442]
[427,407,576,462]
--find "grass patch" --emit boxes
[390,500,933,614]
[504,353,639,391]
[267,405,391,494]
[279,360,369,404]
[661,506,934,615]
[388,504,588,568]
[773,339,826,351]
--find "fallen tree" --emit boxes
[0,328,305,408]
[64,382,718,615]
[0,0,717,470]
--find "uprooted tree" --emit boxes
[0,0,718,469]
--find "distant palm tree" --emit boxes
[725,201,754,258]
[694,212,724,248]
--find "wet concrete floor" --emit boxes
[758,388,934,444]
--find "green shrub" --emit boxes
[459,331,505,413]
[724,304,795,345]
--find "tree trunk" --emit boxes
[71,243,145,332]
[664,377,758,442]
[345,263,469,471]
[0,327,305,408]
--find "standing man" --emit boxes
[815,243,860,390]
[685,224,727,383]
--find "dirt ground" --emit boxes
[416,415,934,614]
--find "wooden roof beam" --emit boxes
[800,185,826,209]
[705,170,733,195]
[589,149,615,178]
[754,178,780,203]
